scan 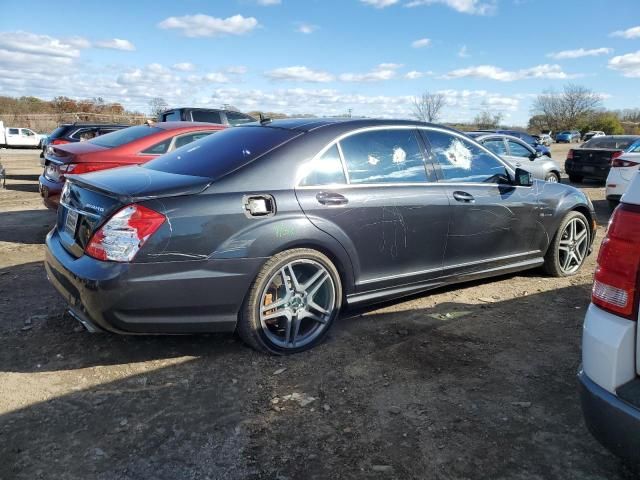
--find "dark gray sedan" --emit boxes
[45,118,596,354]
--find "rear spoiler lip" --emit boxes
[65,173,212,205]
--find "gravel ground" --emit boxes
[0,144,633,480]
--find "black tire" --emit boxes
[544,211,590,277]
[544,172,560,183]
[568,174,583,183]
[237,248,342,355]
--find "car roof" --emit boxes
[466,132,532,143]
[58,123,130,127]
[238,117,462,134]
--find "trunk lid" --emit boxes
[571,148,621,166]
[57,166,211,258]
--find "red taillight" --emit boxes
[592,204,640,319]
[51,139,70,145]
[612,157,640,168]
[567,149,574,160]
[63,163,120,175]
[610,151,624,164]
[85,204,166,262]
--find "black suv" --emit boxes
[158,108,256,126]
[40,123,130,159]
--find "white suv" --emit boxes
[580,169,640,464]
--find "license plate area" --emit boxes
[64,209,79,237]
[582,166,595,173]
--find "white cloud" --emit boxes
[360,0,399,8]
[405,70,433,79]
[173,62,195,71]
[547,47,612,60]
[95,38,135,51]
[257,0,281,4]
[339,63,402,82]
[296,23,319,34]
[204,72,231,83]
[458,45,469,57]
[266,66,335,82]
[0,31,82,59]
[442,63,577,81]
[411,38,431,48]
[158,14,258,38]
[225,65,248,75]
[608,51,640,78]
[611,26,640,39]
[405,0,496,15]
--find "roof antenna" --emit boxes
[259,113,272,126]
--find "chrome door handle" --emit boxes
[316,191,348,206]
[452,191,475,203]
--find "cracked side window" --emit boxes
[339,129,429,184]
[424,131,508,184]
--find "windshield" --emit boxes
[143,126,301,179]
[89,125,162,148]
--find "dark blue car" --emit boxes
[478,129,551,157]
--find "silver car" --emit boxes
[468,132,562,182]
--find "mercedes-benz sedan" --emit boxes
[45,118,597,354]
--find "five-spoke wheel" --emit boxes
[544,211,591,277]
[238,249,342,354]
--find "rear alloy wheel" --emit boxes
[238,249,342,354]
[545,172,560,183]
[544,211,590,277]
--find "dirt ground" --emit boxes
[0,144,633,480]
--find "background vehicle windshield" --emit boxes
[90,125,162,148]
[144,126,300,179]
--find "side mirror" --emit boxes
[514,167,533,187]
[529,150,542,160]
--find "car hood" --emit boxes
[68,165,212,202]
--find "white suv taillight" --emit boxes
[85,204,165,262]
[592,204,640,319]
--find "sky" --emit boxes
[0,0,639,126]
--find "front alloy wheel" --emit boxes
[238,249,342,354]
[544,211,590,277]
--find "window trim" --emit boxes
[296,125,517,189]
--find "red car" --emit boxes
[39,122,225,209]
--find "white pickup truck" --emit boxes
[0,121,43,148]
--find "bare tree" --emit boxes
[474,110,503,130]
[413,91,447,123]
[148,97,168,117]
[531,84,602,132]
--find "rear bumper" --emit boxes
[579,370,640,464]
[565,160,609,180]
[45,228,266,334]
[38,174,63,210]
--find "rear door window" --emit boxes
[191,110,222,124]
[173,131,215,149]
[339,129,430,184]
[8,128,19,135]
[482,139,507,156]
[299,144,346,186]
[141,138,173,155]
